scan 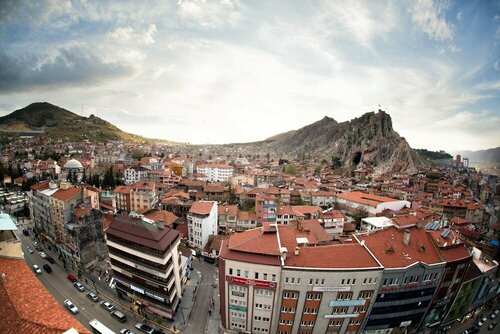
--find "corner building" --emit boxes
[219,222,384,334]
[106,215,182,319]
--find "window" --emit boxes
[263,273,268,280]
[272,274,276,282]
[229,268,233,275]
[255,272,259,279]
[244,271,249,278]
[329,319,343,327]
[321,279,325,285]
[337,292,353,300]
[309,278,313,285]
[359,291,373,299]
[237,269,241,277]
[285,277,289,284]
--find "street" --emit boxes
[16,222,138,334]
[15,218,221,334]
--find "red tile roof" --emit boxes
[300,220,331,243]
[189,201,215,215]
[0,257,90,334]
[145,210,179,227]
[51,187,81,201]
[113,185,132,194]
[218,205,238,215]
[285,243,380,269]
[358,227,443,268]
[291,205,322,215]
[30,180,50,191]
[337,191,399,207]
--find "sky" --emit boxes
[0,0,499,152]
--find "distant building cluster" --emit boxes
[0,134,498,333]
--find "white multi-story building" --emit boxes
[124,166,150,185]
[187,201,217,249]
[196,163,234,183]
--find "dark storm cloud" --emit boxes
[0,48,135,93]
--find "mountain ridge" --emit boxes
[0,102,171,144]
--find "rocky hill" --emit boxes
[0,102,150,143]
[266,110,424,174]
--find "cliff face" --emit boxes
[267,110,421,174]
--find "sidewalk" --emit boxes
[172,268,200,332]
[205,274,221,334]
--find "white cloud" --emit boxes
[108,24,157,45]
[318,1,399,48]
[411,0,454,41]
[176,0,243,28]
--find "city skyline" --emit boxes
[1,0,499,151]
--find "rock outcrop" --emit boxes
[266,110,421,174]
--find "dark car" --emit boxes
[22,229,29,236]
[67,274,77,282]
[42,264,52,273]
[35,245,43,252]
[46,256,55,264]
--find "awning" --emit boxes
[147,305,174,319]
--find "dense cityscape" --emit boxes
[1,1,500,334]
[0,122,499,334]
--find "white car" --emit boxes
[26,246,34,254]
[33,264,42,275]
[120,330,136,334]
[100,301,115,312]
[478,317,488,326]
[39,251,47,259]
[64,299,79,314]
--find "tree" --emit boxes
[331,156,342,169]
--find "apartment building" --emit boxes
[106,215,182,319]
[357,227,445,334]
[114,185,132,212]
[256,194,277,224]
[197,163,234,183]
[124,165,150,185]
[219,222,384,334]
[130,181,157,213]
[187,201,217,249]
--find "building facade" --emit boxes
[187,201,217,249]
[106,215,182,320]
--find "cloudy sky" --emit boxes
[1,0,499,151]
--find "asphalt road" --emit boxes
[182,259,217,334]
[16,222,138,334]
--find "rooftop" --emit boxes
[189,201,215,215]
[337,191,400,207]
[358,226,443,268]
[0,257,90,334]
[106,215,180,252]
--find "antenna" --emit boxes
[81,104,83,117]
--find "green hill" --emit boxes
[0,102,165,143]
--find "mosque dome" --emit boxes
[63,159,83,169]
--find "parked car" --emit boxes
[478,317,488,326]
[42,264,52,273]
[35,245,43,252]
[111,310,127,323]
[135,322,155,334]
[26,246,34,254]
[67,274,77,282]
[488,321,497,330]
[33,264,42,275]
[33,241,38,247]
[73,281,85,292]
[87,292,99,302]
[38,251,47,259]
[22,229,29,236]
[64,299,79,314]
[46,256,55,264]
[100,301,115,312]
[120,330,136,334]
